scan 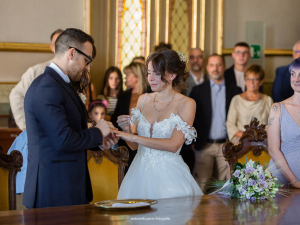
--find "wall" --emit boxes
[223,0,300,96]
[0,0,87,117]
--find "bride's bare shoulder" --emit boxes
[177,93,196,108]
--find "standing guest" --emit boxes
[272,41,300,102]
[185,48,207,96]
[132,56,145,64]
[98,67,123,116]
[111,62,149,171]
[226,65,273,144]
[9,29,64,130]
[190,54,242,193]
[268,57,300,188]
[224,42,251,92]
[23,28,118,209]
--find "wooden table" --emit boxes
[1,189,300,224]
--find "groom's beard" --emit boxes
[71,70,90,94]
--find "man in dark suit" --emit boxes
[185,48,207,96]
[190,54,242,193]
[224,42,251,92]
[23,28,118,208]
[272,41,300,102]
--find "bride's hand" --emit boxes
[117,115,131,133]
[114,130,136,142]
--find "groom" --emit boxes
[23,28,118,208]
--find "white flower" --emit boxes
[78,93,87,104]
[176,51,188,63]
[246,159,255,168]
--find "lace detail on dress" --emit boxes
[128,108,197,170]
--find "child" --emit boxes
[88,100,109,127]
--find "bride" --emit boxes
[115,49,203,199]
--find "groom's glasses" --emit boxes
[68,46,93,66]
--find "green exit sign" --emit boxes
[250,44,261,59]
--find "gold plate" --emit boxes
[94,199,158,210]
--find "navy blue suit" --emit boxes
[23,67,103,208]
[272,65,294,103]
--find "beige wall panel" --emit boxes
[0,0,84,43]
[0,52,53,82]
[223,0,300,49]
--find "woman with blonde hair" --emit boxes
[226,64,273,144]
[111,62,149,171]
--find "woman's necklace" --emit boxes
[153,92,176,112]
[245,93,261,101]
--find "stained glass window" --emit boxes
[118,0,146,74]
[169,0,191,56]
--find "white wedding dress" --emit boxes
[117,107,203,199]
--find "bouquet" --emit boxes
[211,157,285,201]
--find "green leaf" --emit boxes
[245,155,248,163]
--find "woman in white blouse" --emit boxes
[226,64,273,144]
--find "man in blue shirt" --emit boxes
[190,54,242,193]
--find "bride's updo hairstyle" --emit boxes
[146,49,189,90]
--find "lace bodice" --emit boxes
[130,108,197,169]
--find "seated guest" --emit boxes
[268,58,300,188]
[272,40,300,102]
[97,67,123,116]
[9,29,63,130]
[132,56,145,64]
[224,42,251,92]
[226,65,273,144]
[111,62,149,171]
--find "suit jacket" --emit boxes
[9,59,52,130]
[185,72,208,97]
[272,65,294,103]
[224,65,263,92]
[23,67,103,208]
[190,80,242,150]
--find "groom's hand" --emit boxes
[96,119,115,137]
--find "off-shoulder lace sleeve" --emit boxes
[130,108,141,125]
[173,115,197,145]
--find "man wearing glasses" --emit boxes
[224,42,251,91]
[23,28,118,208]
[272,41,300,102]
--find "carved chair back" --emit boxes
[223,118,271,173]
[0,146,23,210]
[87,146,129,204]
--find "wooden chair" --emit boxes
[223,117,271,173]
[87,146,129,203]
[0,146,23,210]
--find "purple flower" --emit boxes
[233,170,241,178]
[239,187,246,195]
[250,197,256,202]
[248,178,257,186]
[258,180,268,189]
[243,169,247,174]
[258,173,265,181]
[246,167,255,174]
[260,196,266,201]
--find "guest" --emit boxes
[111,62,149,171]
[9,29,64,130]
[23,28,118,208]
[153,42,172,51]
[268,58,300,188]
[132,56,145,64]
[190,54,242,193]
[185,48,207,97]
[88,100,108,127]
[272,41,300,102]
[97,67,123,116]
[224,42,251,92]
[226,65,273,144]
